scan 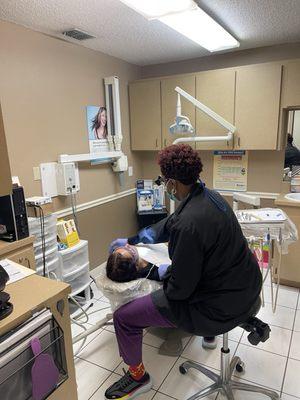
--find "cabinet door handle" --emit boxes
[238,137,241,147]
[155,138,158,148]
[18,257,30,269]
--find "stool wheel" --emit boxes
[236,361,245,373]
[179,365,187,375]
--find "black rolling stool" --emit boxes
[179,298,280,400]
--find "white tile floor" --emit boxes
[72,282,300,400]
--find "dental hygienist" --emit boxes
[105,144,262,400]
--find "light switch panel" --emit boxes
[33,166,41,180]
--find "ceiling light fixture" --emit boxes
[119,0,239,52]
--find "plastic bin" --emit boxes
[34,233,57,258]
[63,262,90,295]
[36,256,62,280]
[59,240,89,276]
[35,245,59,270]
[28,215,57,238]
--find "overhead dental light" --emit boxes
[168,86,236,215]
[169,93,194,135]
[119,0,239,52]
[170,86,236,145]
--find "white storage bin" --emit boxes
[30,224,57,240]
[28,215,57,238]
[34,233,57,258]
[59,240,89,276]
[63,262,90,295]
[36,256,62,280]
[35,245,59,269]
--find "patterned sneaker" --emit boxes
[105,369,153,399]
[202,336,217,350]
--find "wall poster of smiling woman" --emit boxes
[86,105,110,154]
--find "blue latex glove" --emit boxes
[158,264,170,280]
[109,238,128,254]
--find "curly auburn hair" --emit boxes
[158,144,203,185]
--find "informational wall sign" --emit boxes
[213,150,248,192]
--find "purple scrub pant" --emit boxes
[113,294,175,365]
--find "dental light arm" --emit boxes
[168,87,237,214]
[172,86,236,144]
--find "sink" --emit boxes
[285,193,300,202]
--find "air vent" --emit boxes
[62,29,95,41]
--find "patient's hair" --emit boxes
[106,252,137,283]
[158,144,203,185]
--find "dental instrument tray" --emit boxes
[0,311,68,400]
[236,209,287,224]
[236,208,298,256]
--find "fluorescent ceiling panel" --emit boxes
[119,0,239,52]
[119,0,196,19]
[160,8,240,52]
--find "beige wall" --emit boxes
[0,20,142,268]
[70,194,138,268]
[141,42,300,78]
[140,150,285,195]
[0,20,142,207]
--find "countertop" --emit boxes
[0,273,70,335]
[0,236,35,257]
[275,193,300,208]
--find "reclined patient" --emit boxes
[106,244,167,283]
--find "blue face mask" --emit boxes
[166,191,177,201]
[166,180,177,201]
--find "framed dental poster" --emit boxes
[86,105,110,154]
[213,150,248,192]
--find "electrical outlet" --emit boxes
[128,166,133,177]
[33,166,41,181]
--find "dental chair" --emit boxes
[179,298,280,400]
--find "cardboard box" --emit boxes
[57,219,80,248]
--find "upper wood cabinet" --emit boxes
[195,69,235,151]
[234,63,283,150]
[129,80,162,150]
[0,103,12,196]
[128,61,294,152]
[281,60,300,108]
[161,75,196,148]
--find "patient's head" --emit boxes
[106,245,139,283]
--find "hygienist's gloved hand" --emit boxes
[158,264,170,280]
[109,238,128,254]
